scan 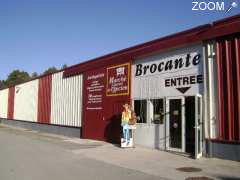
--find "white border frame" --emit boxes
[195,94,203,159]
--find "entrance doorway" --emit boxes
[166,97,185,152]
[166,95,203,159]
[185,97,195,155]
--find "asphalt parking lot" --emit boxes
[0,125,239,180]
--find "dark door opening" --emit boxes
[169,99,182,149]
[185,96,195,155]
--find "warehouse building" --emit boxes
[0,15,240,161]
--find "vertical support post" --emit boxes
[207,43,215,138]
[203,43,210,139]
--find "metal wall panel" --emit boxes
[235,37,240,140]
[14,80,39,122]
[38,74,52,124]
[225,40,235,140]
[0,89,9,118]
[203,42,218,139]
[82,63,130,143]
[216,41,226,139]
[216,33,240,141]
[7,87,15,119]
[51,71,82,127]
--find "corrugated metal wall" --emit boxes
[7,87,15,119]
[0,89,9,118]
[14,80,39,122]
[51,71,82,127]
[216,33,240,141]
[38,75,52,124]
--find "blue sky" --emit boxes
[0,0,239,79]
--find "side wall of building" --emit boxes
[206,33,240,161]
[50,72,83,127]
[0,89,9,118]
[14,79,39,122]
[0,72,83,128]
[82,63,131,143]
[38,74,52,124]
[215,33,240,142]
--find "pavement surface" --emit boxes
[0,124,239,180]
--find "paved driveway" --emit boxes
[0,125,239,180]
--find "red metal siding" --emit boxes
[235,37,240,141]
[225,40,235,140]
[37,75,52,124]
[82,67,106,141]
[82,63,131,143]
[216,33,240,141]
[7,87,15,119]
[216,42,225,139]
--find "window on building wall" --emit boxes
[150,99,164,124]
[134,100,147,123]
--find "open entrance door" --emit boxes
[166,96,185,152]
[166,95,203,158]
[195,94,203,159]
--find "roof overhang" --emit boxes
[64,14,240,77]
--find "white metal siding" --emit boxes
[51,72,82,127]
[203,42,218,139]
[0,89,9,118]
[14,80,39,122]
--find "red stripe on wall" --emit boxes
[216,42,225,139]
[37,75,52,124]
[216,33,240,142]
[225,40,235,140]
[235,37,240,141]
[7,87,15,119]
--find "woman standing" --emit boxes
[121,103,131,145]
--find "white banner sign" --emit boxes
[132,45,203,98]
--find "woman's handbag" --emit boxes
[128,112,137,125]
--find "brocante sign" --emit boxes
[133,45,203,96]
